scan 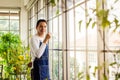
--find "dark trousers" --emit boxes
[31,69,34,80]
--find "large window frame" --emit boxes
[28,0,120,80]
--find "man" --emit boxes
[30,19,51,80]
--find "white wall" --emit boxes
[0,0,21,7]
[0,0,28,45]
[20,0,28,45]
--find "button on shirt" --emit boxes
[30,34,46,68]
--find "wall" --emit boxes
[20,0,28,45]
[0,0,21,7]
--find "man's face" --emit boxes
[36,22,47,35]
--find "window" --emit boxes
[28,0,120,80]
[0,10,20,34]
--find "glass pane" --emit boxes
[87,0,97,47]
[69,51,75,79]
[49,50,53,79]
[67,10,74,49]
[48,20,53,49]
[0,31,8,34]
[67,0,73,9]
[53,6,57,17]
[38,9,45,19]
[108,0,120,47]
[76,51,86,80]
[75,0,85,5]
[75,4,86,49]
[0,20,9,30]
[59,51,63,80]
[107,0,120,80]
[88,52,98,80]
[0,16,9,19]
[53,18,58,49]
[10,20,19,30]
[10,31,19,35]
[69,51,86,80]
[59,15,62,49]
[52,51,59,80]
[48,5,52,19]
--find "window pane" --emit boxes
[59,15,62,49]
[48,20,53,49]
[52,51,59,80]
[38,9,45,19]
[75,0,85,5]
[10,31,19,35]
[0,20,9,30]
[76,51,86,80]
[107,0,120,80]
[67,10,74,49]
[69,51,75,79]
[88,52,98,80]
[48,5,52,19]
[0,31,8,34]
[67,0,73,9]
[53,18,58,49]
[10,20,19,30]
[75,4,86,49]
[59,51,63,80]
[0,16,9,19]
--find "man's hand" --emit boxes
[43,33,51,44]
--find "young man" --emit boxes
[30,19,51,80]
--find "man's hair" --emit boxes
[36,19,47,28]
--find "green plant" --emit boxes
[0,32,30,79]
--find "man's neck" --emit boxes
[37,33,45,38]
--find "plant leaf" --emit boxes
[86,74,90,80]
[103,73,108,80]
[50,0,56,6]
[86,18,92,28]
[109,62,117,66]
[56,9,59,15]
[78,72,84,79]
[79,20,82,32]
[92,22,96,28]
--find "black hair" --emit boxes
[36,19,47,28]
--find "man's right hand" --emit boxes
[43,33,51,44]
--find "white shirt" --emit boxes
[30,34,46,68]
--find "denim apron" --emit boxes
[33,42,50,80]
